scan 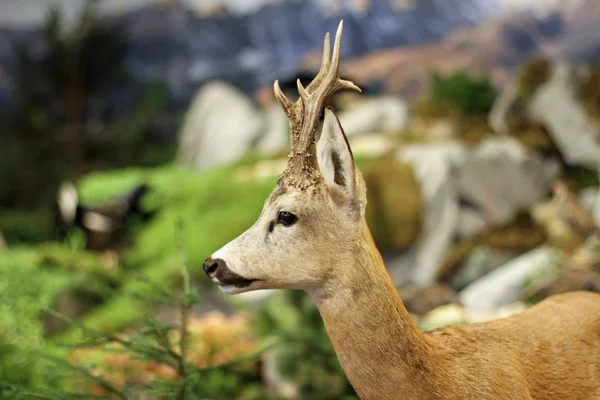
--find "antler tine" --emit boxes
[297,20,361,104]
[330,21,361,93]
[273,80,294,116]
[304,32,331,94]
[276,20,363,189]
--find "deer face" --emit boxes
[203,107,366,295]
[203,21,364,295]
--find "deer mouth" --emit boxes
[214,267,259,294]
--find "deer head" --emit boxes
[203,21,365,296]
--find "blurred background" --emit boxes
[1,0,599,398]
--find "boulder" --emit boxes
[386,137,557,286]
[448,246,518,291]
[176,81,264,171]
[489,62,600,169]
[455,207,487,240]
[463,301,528,324]
[460,246,559,312]
[455,136,561,225]
[337,95,409,137]
[388,142,464,285]
[254,105,289,156]
[417,303,466,331]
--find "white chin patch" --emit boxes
[219,285,252,295]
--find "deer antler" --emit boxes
[274,20,361,189]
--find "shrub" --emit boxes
[0,248,73,387]
[254,290,358,400]
[427,70,496,115]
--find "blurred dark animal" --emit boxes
[55,182,152,251]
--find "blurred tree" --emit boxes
[4,0,126,208]
[1,0,170,244]
[427,70,496,115]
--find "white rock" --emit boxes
[490,62,600,169]
[455,136,561,225]
[337,96,409,137]
[464,301,528,324]
[254,105,289,156]
[459,247,559,312]
[391,142,465,285]
[456,207,487,240]
[387,137,557,286]
[348,135,395,158]
[176,81,264,171]
[528,63,600,169]
[418,303,466,331]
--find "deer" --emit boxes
[203,21,600,400]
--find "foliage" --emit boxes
[0,248,73,387]
[516,57,551,100]
[0,208,54,245]
[1,0,172,242]
[426,70,496,115]
[254,290,358,400]
[54,163,278,341]
[362,151,422,251]
[3,222,273,399]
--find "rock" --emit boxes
[387,137,556,286]
[362,152,423,252]
[448,246,518,291]
[234,159,288,183]
[400,282,459,316]
[455,136,561,225]
[388,141,464,285]
[460,246,559,312]
[488,81,518,135]
[456,207,487,240]
[528,63,600,169]
[464,301,528,324]
[490,62,600,169]
[176,81,264,171]
[348,135,396,158]
[337,96,409,137]
[254,105,289,156]
[418,303,466,331]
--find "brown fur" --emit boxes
[315,220,600,400]
[205,20,600,399]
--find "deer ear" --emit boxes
[317,106,356,199]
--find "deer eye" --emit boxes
[277,211,297,227]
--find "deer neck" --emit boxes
[308,220,443,399]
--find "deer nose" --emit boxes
[203,257,223,278]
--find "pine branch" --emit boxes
[35,353,127,400]
[175,216,191,400]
